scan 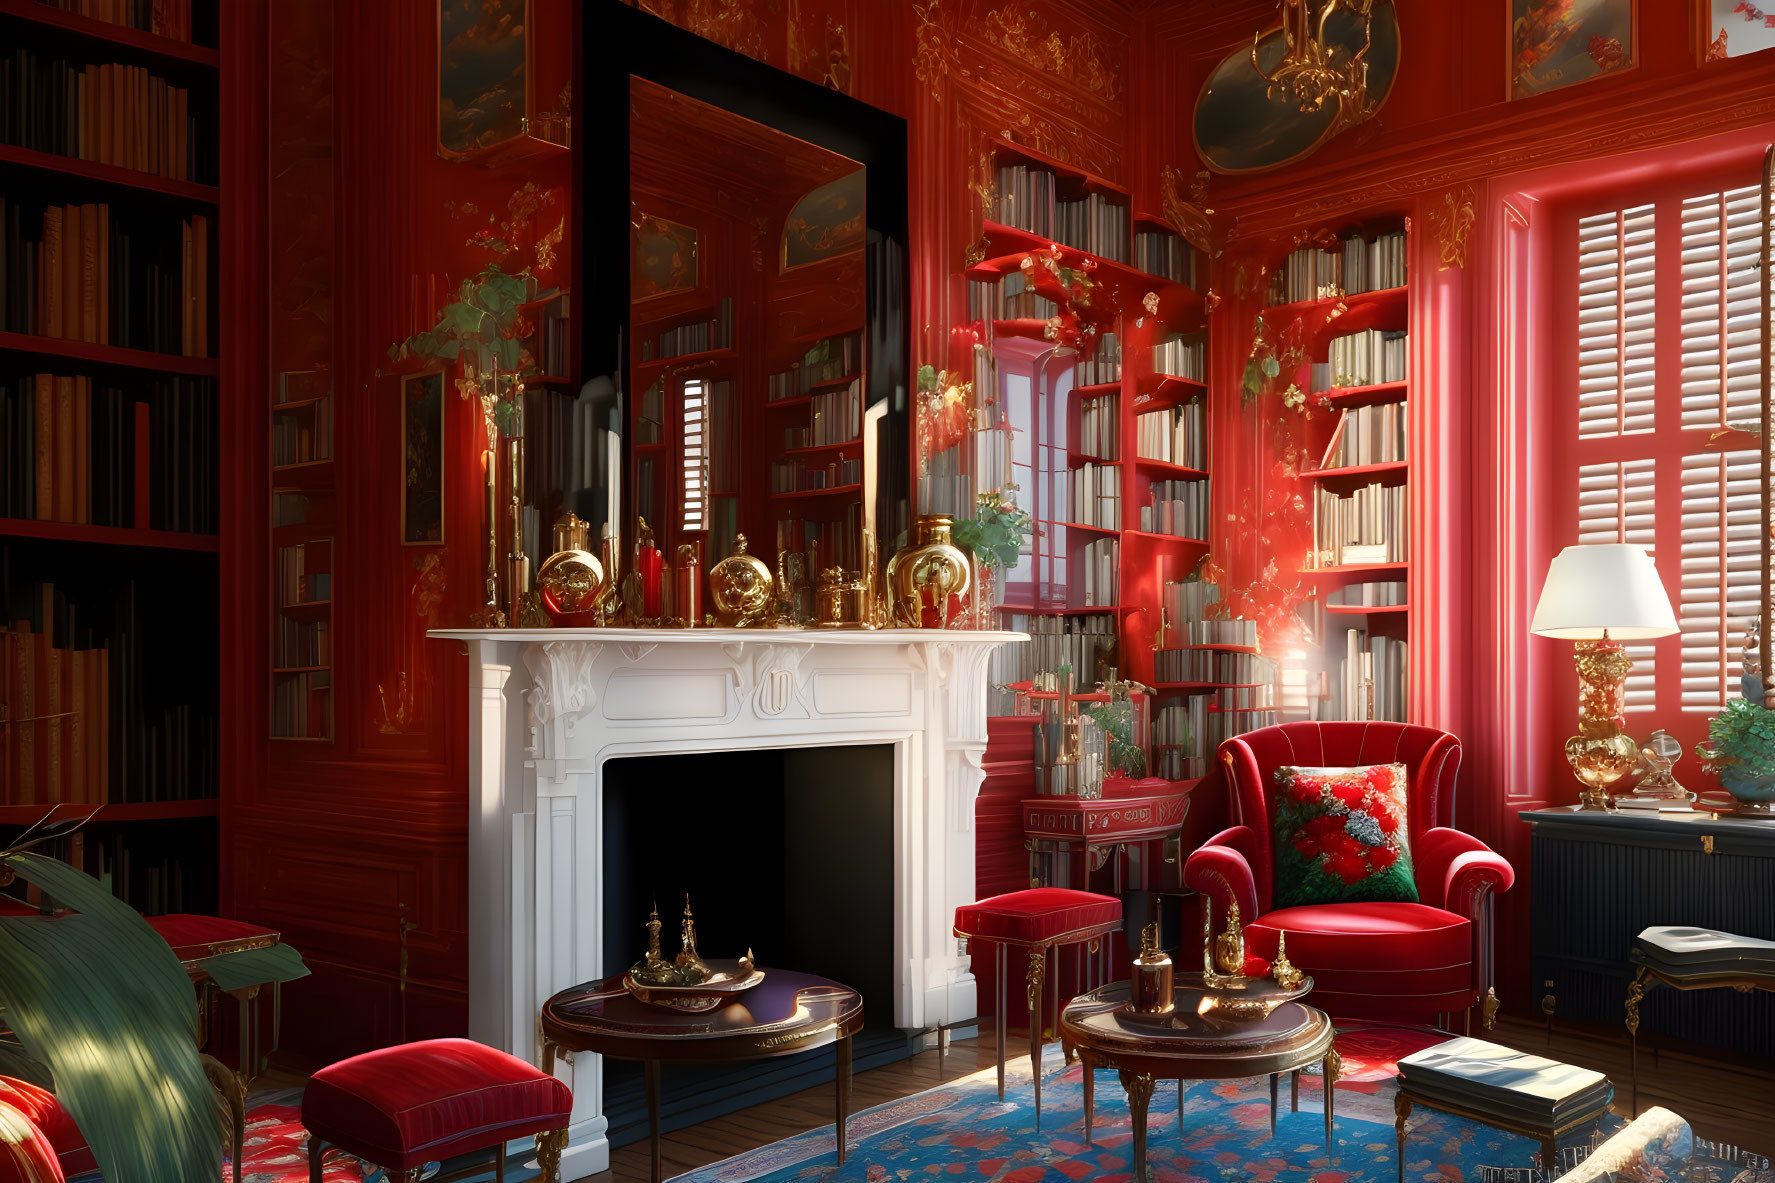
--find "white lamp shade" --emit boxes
[1530,544,1678,640]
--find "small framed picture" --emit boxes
[1511,0,1636,99]
[1700,0,1775,61]
[402,372,446,546]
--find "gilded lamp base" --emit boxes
[1564,637,1639,811]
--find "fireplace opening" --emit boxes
[601,743,907,1147]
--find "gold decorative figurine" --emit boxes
[707,534,775,627]
[886,515,971,628]
[1270,931,1305,991]
[537,513,606,623]
[675,895,710,980]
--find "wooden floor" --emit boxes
[582,1014,1775,1182]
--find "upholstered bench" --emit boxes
[303,1037,571,1183]
[1626,925,1775,1111]
[953,887,1122,1127]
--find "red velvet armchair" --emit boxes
[1182,722,1514,1029]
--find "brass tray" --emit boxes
[621,964,765,1013]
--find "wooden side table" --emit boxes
[540,963,862,1183]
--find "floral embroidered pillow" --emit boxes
[1270,763,1417,908]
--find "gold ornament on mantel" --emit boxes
[536,513,606,623]
[707,533,775,627]
[886,515,971,628]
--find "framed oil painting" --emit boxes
[402,372,446,546]
[1703,0,1775,61]
[781,170,866,271]
[438,0,528,158]
[632,213,699,301]
[1511,0,1635,99]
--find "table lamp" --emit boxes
[1530,544,1677,811]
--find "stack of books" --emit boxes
[1070,462,1120,529]
[1312,481,1408,566]
[770,456,860,493]
[1134,228,1194,287]
[1152,333,1205,381]
[0,50,206,182]
[1055,192,1127,262]
[1153,648,1277,686]
[1137,400,1206,469]
[1074,332,1120,387]
[767,329,863,401]
[968,272,1055,322]
[1078,537,1118,607]
[1268,228,1409,304]
[26,0,199,42]
[993,163,1057,238]
[1000,612,1118,689]
[2,372,148,528]
[806,379,862,447]
[1327,329,1408,387]
[640,297,733,362]
[1141,479,1208,539]
[1319,403,1406,468]
[1152,578,1225,649]
[1077,390,1119,460]
[1325,631,1408,722]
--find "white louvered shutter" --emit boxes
[1577,459,1658,711]
[1679,449,1762,710]
[681,377,709,532]
[1680,186,1762,430]
[1577,205,1657,437]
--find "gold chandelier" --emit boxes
[1252,0,1375,115]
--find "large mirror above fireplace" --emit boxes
[581,3,910,610]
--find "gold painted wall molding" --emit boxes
[1427,184,1477,271]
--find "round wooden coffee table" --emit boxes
[1060,974,1339,1179]
[540,962,863,1183]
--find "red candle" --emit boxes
[638,542,664,619]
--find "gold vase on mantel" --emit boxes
[886,515,971,629]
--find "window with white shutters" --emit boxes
[1566,180,1766,718]
[680,377,709,532]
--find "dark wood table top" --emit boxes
[1060,975,1333,1079]
[541,961,864,1063]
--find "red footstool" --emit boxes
[954,888,1122,1126]
[0,1098,63,1183]
[0,1077,91,1178]
[303,1038,571,1183]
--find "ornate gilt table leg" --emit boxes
[1393,1093,1411,1183]
[1625,968,1646,1115]
[1323,1046,1341,1153]
[1027,945,1048,1128]
[1119,1071,1155,1183]
[1082,1060,1094,1145]
[645,1059,664,1183]
[836,1032,853,1164]
[535,1127,567,1183]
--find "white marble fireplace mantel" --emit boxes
[429,627,1024,1179]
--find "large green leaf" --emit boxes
[199,943,310,992]
[0,852,222,1182]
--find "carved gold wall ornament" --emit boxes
[1160,164,1218,257]
[964,235,991,268]
[978,6,1124,104]
[1428,185,1477,271]
[913,0,952,103]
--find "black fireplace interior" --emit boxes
[601,743,907,1147]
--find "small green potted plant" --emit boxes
[948,490,1032,616]
[1696,696,1775,809]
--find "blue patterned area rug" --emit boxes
[679,1032,1618,1183]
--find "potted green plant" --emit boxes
[1695,696,1775,809]
[948,490,1032,616]
[0,818,308,1179]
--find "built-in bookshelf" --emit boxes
[0,0,221,908]
[270,367,332,741]
[964,139,1271,780]
[1268,221,1413,723]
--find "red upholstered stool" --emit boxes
[303,1037,571,1183]
[0,1077,92,1178]
[0,1099,62,1183]
[954,888,1122,1125]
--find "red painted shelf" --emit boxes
[633,347,736,377]
[1302,561,1411,588]
[764,395,814,410]
[1124,530,1209,549]
[770,484,862,500]
[1046,520,1120,536]
[1067,454,1121,469]
[972,221,1203,326]
[1072,382,1121,399]
[1173,643,1261,653]
[0,330,219,377]
[1325,603,1411,615]
[0,143,219,204]
[1322,380,1408,408]
[1152,681,1269,693]
[1262,284,1409,321]
[1302,460,1410,484]
[781,439,862,456]
[0,0,220,68]
[0,517,218,552]
[0,799,220,824]
[1134,457,1208,481]
[1017,605,1123,616]
[1135,374,1207,409]
[808,372,862,391]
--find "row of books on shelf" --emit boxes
[1151,685,1277,778]
[1,197,210,355]
[707,379,738,490]
[274,544,330,608]
[1320,402,1405,468]
[1070,462,1119,530]
[1134,228,1195,288]
[1078,537,1118,607]
[1152,333,1204,382]
[967,272,1055,323]
[639,297,733,362]
[1136,400,1205,469]
[1312,482,1409,567]
[530,292,570,378]
[1,372,214,532]
[27,0,201,42]
[1075,332,1119,387]
[1322,632,1408,723]
[271,670,329,740]
[1322,329,1407,389]
[1153,646,1277,686]
[770,457,860,493]
[273,618,329,669]
[767,329,862,401]
[1053,192,1128,264]
[990,163,1136,263]
[0,50,209,183]
[916,390,1004,520]
[997,611,1118,692]
[2,574,215,803]
[1139,479,1208,539]
[1077,390,1119,460]
[271,400,332,467]
[802,381,862,447]
[634,380,664,445]
[1268,229,1408,305]
[777,510,862,577]
[1325,580,1406,607]
[1155,578,1223,645]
